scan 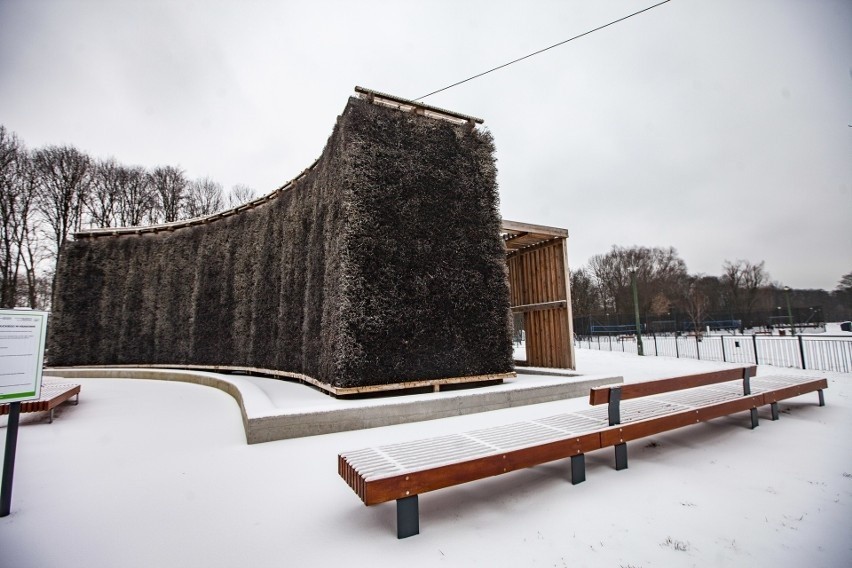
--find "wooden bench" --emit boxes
[338,366,827,538]
[0,380,81,423]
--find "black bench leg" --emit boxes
[571,454,586,485]
[397,495,419,539]
[750,408,759,429]
[614,443,628,471]
[818,390,825,407]
[770,402,779,421]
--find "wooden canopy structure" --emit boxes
[502,220,575,369]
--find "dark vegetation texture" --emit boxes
[49,97,514,388]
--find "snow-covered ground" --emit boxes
[1,351,850,568]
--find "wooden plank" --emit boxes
[355,86,484,124]
[502,220,569,238]
[556,310,569,368]
[560,240,576,369]
[599,393,765,446]
[355,432,602,505]
[589,367,756,405]
[505,233,547,249]
[510,301,567,313]
[74,159,321,239]
[505,236,562,259]
[47,364,513,398]
[0,383,80,416]
[761,379,828,403]
[694,394,766,422]
[599,410,702,446]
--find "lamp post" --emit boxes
[784,285,795,336]
[628,266,644,356]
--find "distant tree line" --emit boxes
[0,125,257,309]
[570,245,852,331]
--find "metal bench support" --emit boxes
[570,454,585,485]
[770,402,779,421]
[614,443,628,470]
[818,390,825,407]
[397,495,419,539]
[750,408,759,429]
[607,387,622,426]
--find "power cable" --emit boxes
[415,0,673,101]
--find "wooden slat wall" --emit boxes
[507,239,574,369]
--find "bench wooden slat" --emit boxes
[349,432,602,505]
[0,382,80,418]
[589,366,757,405]
[761,379,828,404]
[598,393,766,446]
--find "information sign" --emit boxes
[0,309,48,403]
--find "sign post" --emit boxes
[0,308,49,517]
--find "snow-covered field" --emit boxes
[1,351,850,568]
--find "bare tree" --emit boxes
[587,251,622,313]
[680,275,712,335]
[185,177,224,218]
[87,158,123,228]
[31,145,91,259]
[721,259,770,323]
[15,156,50,308]
[1,127,52,308]
[117,165,156,226]
[835,271,852,308]
[587,245,688,315]
[227,184,257,208]
[569,267,601,317]
[149,165,187,223]
[0,126,30,306]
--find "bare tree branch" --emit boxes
[149,165,187,223]
[185,177,224,218]
[227,184,257,208]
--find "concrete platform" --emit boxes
[43,367,622,444]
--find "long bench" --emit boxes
[338,366,827,538]
[0,380,81,423]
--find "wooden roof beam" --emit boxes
[502,220,569,239]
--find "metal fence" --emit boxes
[575,333,852,374]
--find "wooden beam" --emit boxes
[351,432,603,505]
[502,220,569,238]
[589,366,757,405]
[355,86,484,125]
[505,236,563,257]
[74,158,320,239]
[48,364,514,398]
[510,301,567,313]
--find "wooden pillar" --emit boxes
[507,237,574,370]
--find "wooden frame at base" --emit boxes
[46,364,515,398]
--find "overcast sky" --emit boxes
[1,0,849,290]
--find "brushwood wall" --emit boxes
[48,96,514,389]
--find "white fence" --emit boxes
[575,333,852,373]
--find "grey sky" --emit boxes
[1,0,849,290]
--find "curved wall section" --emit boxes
[48,95,514,389]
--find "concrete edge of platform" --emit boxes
[44,367,622,444]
